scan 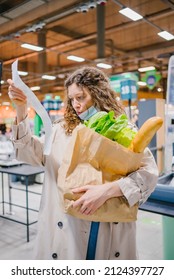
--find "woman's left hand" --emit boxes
[72,183,123,215]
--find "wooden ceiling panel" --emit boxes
[0,0,174,103]
[122,0,167,14]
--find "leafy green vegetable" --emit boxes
[85,111,137,147]
[114,127,137,147]
[84,111,107,128]
[95,111,115,134]
[103,114,128,140]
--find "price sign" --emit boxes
[120,79,137,100]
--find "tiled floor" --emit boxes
[137,211,163,259]
[0,174,164,260]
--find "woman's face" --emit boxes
[67,83,94,115]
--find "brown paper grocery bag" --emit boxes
[57,124,143,222]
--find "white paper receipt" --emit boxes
[12,59,53,155]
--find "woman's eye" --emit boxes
[69,95,85,104]
[77,96,84,101]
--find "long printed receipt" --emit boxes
[12,60,53,155]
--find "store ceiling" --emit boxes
[0,0,174,103]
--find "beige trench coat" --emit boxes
[12,118,159,260]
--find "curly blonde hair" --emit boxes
[62,66,124,135]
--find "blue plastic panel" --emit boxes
[149,173,174,203]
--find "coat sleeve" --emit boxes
[117,148,159,207]
[11,117,46,166]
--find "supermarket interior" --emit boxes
[0,0,174,260]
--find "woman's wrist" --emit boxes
[16,103,28,124]
[105,181,123,199]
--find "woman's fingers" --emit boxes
[72,197,93,215]
[77,204,92,215]
[10,98,27,106]
[7,79,27,105]
[71,184,106,215]
[72,186,87,193]
[7,79,14,86]
[82,208,92,215]
[8,91,27,105]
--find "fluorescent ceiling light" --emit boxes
[139,98,146,101]
[21,43,44,51]
[97,63,112,69]
[57,73,66,79]
[138,66,155,72]
[18,70,28,76]
[30,86,40,91]
[119,7,143,21]
[67,55,85,62]
[158,31,174,41]
[2,101,10,106]
[42,75,56,80]
[138,81,147,86]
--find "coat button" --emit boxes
[115,252,120,258]
[52,253,57,259]
[57,221,63,228]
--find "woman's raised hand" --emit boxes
[7,79,28,123]
[7,79,27,106]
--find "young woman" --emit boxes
[7,66,158,260]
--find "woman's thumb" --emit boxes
[7,79,14,86]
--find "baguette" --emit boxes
[128,116,163,153]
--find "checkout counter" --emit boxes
[140,172,174,259]
[138,55,174,259]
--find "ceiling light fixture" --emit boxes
[88,1,97,9]
[67,55,85,62]
[18,71,28,76]
[157,87,162,92]
[97,0,107,4]
[119,7,143,21]
[42,75,56,80]
[26,22,46,33]
[138,66,155,72]
[30,86,40,91]
[57,73,66,79]
[158,31,174,41]
[21,43,44,52]
[138,81,147,86]
[2,101,10,106]
[97,63,112,69]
